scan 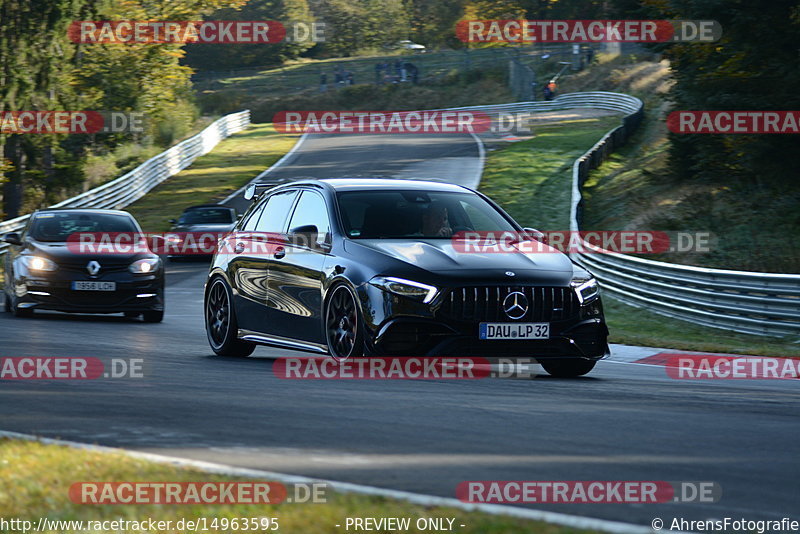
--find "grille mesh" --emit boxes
[438,286,578,322]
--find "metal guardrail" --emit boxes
[0,110,250,258]
[558,94,800,337]
[432,92,800,336]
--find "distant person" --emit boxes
[319,71,327,92]
[586,47,595,65]
[346,70,354,85]
[544,80,557,100]
[375,62,384,84]
[334,67,344,86]
[404,61,418,84]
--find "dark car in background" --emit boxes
[3,209,164,322]
[203,179,609,377]
[167,204,237,259]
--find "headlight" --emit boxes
[370,276,438,304]
[21,256,58,272]
[129,258,160,274]
[571,275,599,304]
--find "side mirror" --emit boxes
[168,219,177,224]
[522,227,548,244]
[243,183,257,201]
[290,225,326,249]
[3,232,22,246]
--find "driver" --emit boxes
[421,203,452,237]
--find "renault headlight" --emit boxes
[21,256,58,272]
[129,258,160,274]
[571,275,599,304]
[370,276,438,304]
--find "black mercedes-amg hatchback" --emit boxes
[3,209,164,321]
[204,179,609,377]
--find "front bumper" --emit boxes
[361,283,610,360]
[15,273,164,314]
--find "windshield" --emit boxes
[179,208,234,225]
[337,190,517,239]
[29,212,138,242]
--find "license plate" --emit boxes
[72,281,116,291]
[479,322,549,340]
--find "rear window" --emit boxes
[29,212,138,242]
[179,207,234,224]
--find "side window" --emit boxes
[241,201,266,231]
[287,191,331,244]
[255,190,298,233]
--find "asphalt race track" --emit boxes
[1,131,798,529]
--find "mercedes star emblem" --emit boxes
[502,291,528,320]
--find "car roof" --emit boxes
[182,204,234,211]
[281,178,471,193]
[33,208,133,217]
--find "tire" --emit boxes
[540,358,596,378]
[3,291,10,313]
[205,277,255,357]
[324,283,364,360]
[142,310,163,323]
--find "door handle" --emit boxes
[273,246,286,259]
[234,242,246,254]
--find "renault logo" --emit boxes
[502,291,528,320]
[86,260,101,276]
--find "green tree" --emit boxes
[653,0,800,186]
[183,0,315,70]
[1,0,246,219]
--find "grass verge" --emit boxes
[478,117,800,357]
[479,116,621,231]
[562,55,800,273]
[124,124,299,233]
[603,299,800,357]
[0,438,601,534]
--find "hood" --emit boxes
[353,239,575,284]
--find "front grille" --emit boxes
[58,263,129,276]
[438,286,579,322]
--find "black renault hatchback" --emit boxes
[3,209,164,321]
[204,179,609,377]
